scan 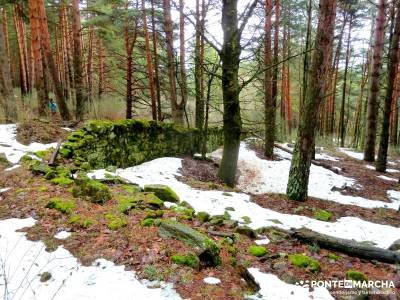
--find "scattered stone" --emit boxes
[54,231,71,239]
[235,226,256,239]
[143,184,180,203]
[196,211,210,223]
[40,271,52,282]
[389,239,400,251]
[72,176,112,204]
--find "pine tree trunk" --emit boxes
[376,3,400,172]
[37,0,71,120]
[264,0,274,158]
[0,21,17,122]
[151,0,162,120]
[178,0,188,123]
[13,4,29,96]
[163,0,183,124]
[87,27,94,104]
[364,0,387,162]
[390,71,399,145]
[217,0,243,186]
[339,15,352,147]
[97,38,104,98]
[28,0,47,117]
[286,0,337,201]
[72,0,85,121]
[142,0,157,120]
[272,0,280,120]
[2,8,12,86]
[195,0,205,129]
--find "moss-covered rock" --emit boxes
[117,196,138,214]
[196,211,210,223]
[0,153,11,170]
[46,198,75,214]
[143,184,179,203]
[73,176,112,204]
[346,270,368,282]
[144,210,164,219]
[235,226,256,239]
[158,219,221,266]
[171,253,200,269]
[313,209,333,221]
[288,254,321,273]
[327,253,341,261]
[248,245,268,257]
[141,218,155,227]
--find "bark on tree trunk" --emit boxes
[163,0,184,124]
[195,0,205,129]
[151,0,162,121]
[286,0,337,201]
[264,0,274,158]
[72,0,85,121]
[363,0,387,162]
[28,0,47,117]
[339,14,353,147]
[37,0,71,120]
[142,0,157,120]
[0,20,16,122]
[376,3,400,172]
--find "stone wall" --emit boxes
[61,119,223,169]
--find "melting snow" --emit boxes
[255,237,270,245]
[377,175,398,182]
[0,124,57,164]
[4,164,21,171]
[89,154,400,249]
[203,277,221,285]
[54,231,72,239]
[247,268,333,300]
[338,148,365,160]
[0,218,181,300]
[210,143,399,210]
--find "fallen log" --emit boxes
[274,143,342,174]
[48,139,62,166]
[289,227,400,264]
[158,220,221,266]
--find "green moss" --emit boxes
[105,213,127,230]
[346,270,368,282]
[68,214,95,228]
[289,254,321,272]
[144,210,164,219]
[242,216,251,224]
[140,193,164,209]
[122,184,141,194]
[46,198,75,214]
[196,211,210,223]
[38,186,49,192]
[143,184,180,203]
[117,196,137,214]
[50,177,74,186]
[313,209,333,221]
[171,253,200,269]
[73,176,112,204]
[141,218,155,227]
[327,253,341,261]
[248,245,268,257]
[172,206,194,218]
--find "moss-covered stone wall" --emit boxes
[61,119,223,169]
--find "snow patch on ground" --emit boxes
[377,175,398,182]
[4,164,21,171]
[386,168,399,173]
[0,124,57,164]
[247,268,333,300]
[315,152,339,162]
[89,156,400,249]
[255,238,270,245]
[0,187,10,193]
[338,148,365,160]
[211,143,399,210]
[0,218,181,300]
[203,277,221,285]
[54,231,71,239]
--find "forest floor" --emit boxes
[0,121,399,300]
